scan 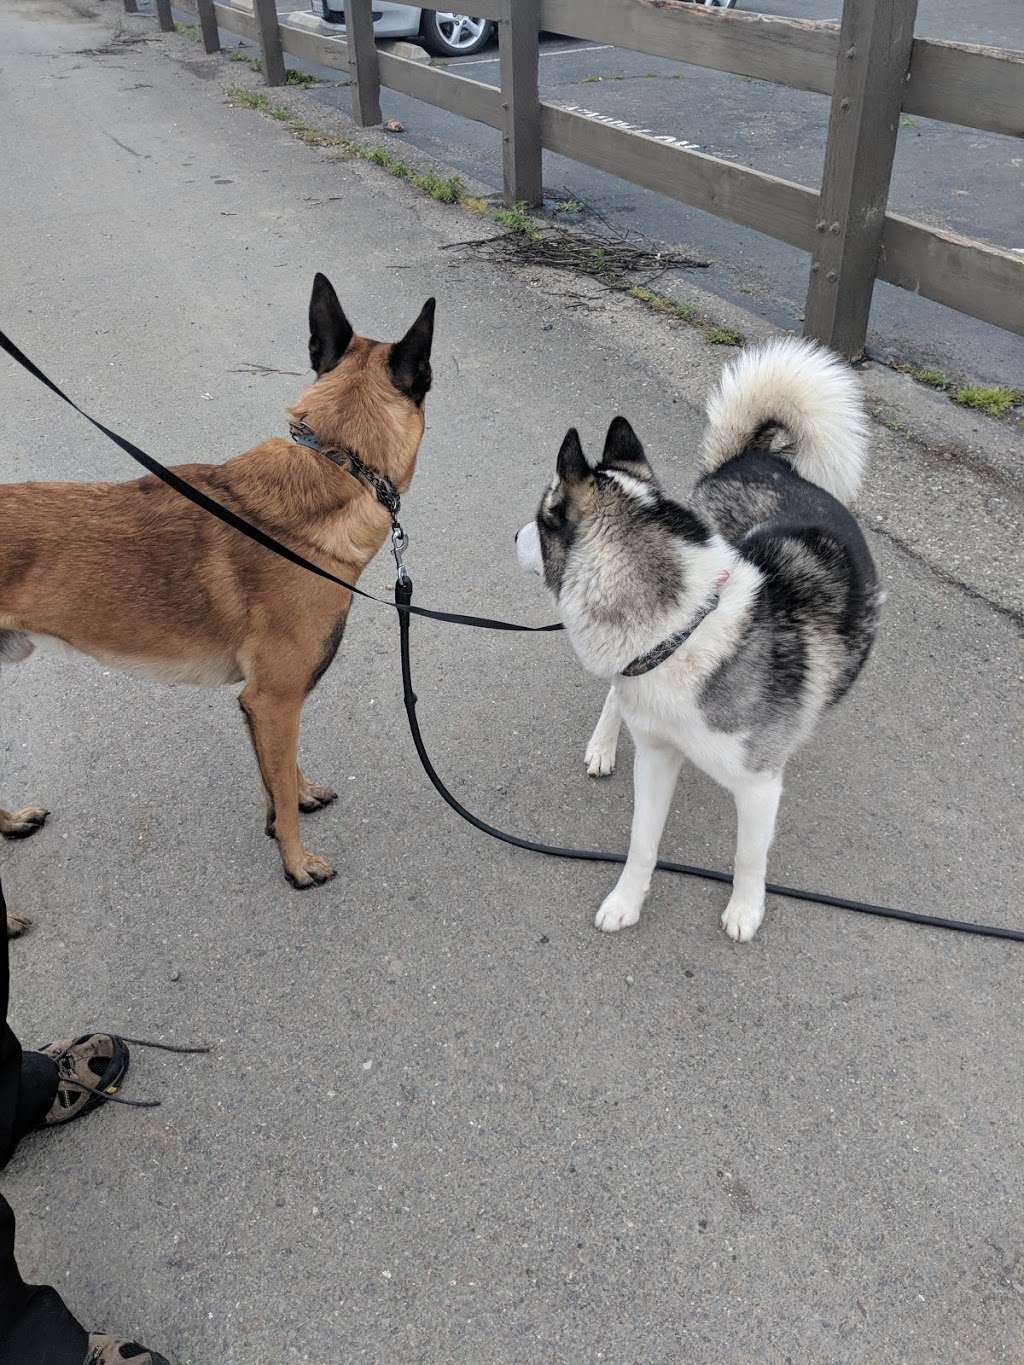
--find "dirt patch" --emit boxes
[180,59,220,81]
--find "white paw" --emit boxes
[595,892,641,933]
[585,738,617,778]
[721,896,765,943]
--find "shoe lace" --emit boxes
[52,1035,210,1110]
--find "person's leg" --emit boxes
[0,1193,88,1365]
[1,877,59,1168]
[0,874,169,1364]
[1,874,88,1361]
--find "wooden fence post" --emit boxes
[155,0,175,32]
[499,0,542,207]
[197,0,220,54]
[252,0,287,86]
[804,0,918,359]
[346,0,382,127]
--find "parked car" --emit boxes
[309,4,497,57]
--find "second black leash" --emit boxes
[395,576,1024,944]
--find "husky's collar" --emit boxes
[289,419,401,523]
[620,587,723,678]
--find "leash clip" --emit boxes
[392,522,410,586]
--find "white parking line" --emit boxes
[450,43,614,68]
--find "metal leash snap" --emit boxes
[392,522,410,586]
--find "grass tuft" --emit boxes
[629,286,694,322]
[230,51,263,73]
[705,324,745,346]
[950,384,1020,419]
[228,86,268,109]
[493,201,540,237]
[413,169,465,204]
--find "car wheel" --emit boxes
[419,11,496,57]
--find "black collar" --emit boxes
[620,591,720,677]
[289,419,402,523]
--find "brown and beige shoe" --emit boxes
[85,1333,171,1364]
[38,1033,130,1125]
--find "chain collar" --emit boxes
[289,420,409,583]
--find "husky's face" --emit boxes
[516,417,657,590]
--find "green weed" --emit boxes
[705,325,745,346]
[493,201,540,237]
[230,51,263,73]
[629,286,695,322]
[950,384,1021,418]
[413,169,465,204]
[228,86,268,109]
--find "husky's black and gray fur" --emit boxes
[516,338,881,942]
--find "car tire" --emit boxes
[419,11,496,57]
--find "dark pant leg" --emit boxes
[0,873,89,1364]
[1,875,59,1168]
[0,1194,88,1365]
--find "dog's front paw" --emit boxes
[595,891,641,933]
[721,895,764,943]
[585,738,617,778]
[0,806,49,840]
[284,850,337,890]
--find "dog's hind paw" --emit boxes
[284,849,337,890]
[595,891,640,933]
[585,740,617,779]
[721,895,764,943]
[0,806,49,839]
[298,781,338,814]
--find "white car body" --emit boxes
[309,2,424,39]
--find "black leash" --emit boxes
[3,329,1021,944]
[395,579,1024,943]
[0,329,561,635]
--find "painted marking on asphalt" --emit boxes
[451,44,614,68]
[559,103,700,152]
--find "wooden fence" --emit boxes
[151,0,1023,360]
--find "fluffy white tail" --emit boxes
[701,337,869,505]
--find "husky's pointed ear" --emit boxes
[389,298,435,404]
[556,427,590,485]
[600,416,654,479]
[308,273,353,376]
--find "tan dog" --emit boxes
[0,274,434,913]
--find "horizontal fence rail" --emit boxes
[169,0,1022,359]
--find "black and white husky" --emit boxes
[516,338,881,943]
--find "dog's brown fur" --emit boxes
[0,275,434,920]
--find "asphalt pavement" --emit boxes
[280,0,1024,391]
[1,5,1022,1363]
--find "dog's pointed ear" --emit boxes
[599,416,654,479]
[389,298,435,404]
[556,427,590,485]
[308,273,353,376]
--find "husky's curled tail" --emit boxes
[701,337,868,506]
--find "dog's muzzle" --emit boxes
[515,521,542,575]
